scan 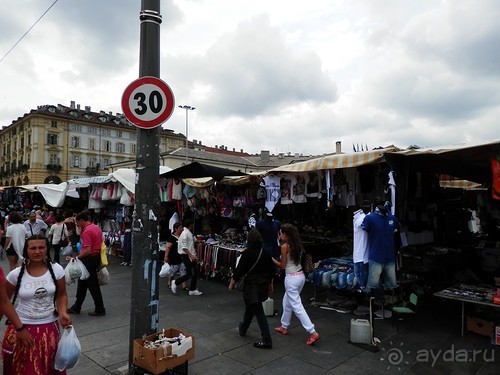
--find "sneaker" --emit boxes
[128,263,132,267]
[171,282,177,294]
[189,289,202,296]
[120,262,126,266]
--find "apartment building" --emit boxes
[0,102,185,186]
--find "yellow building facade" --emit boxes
[0,103,185,186]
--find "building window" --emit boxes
[130,144,136,154]
[130,132,137,140]
[71,155,80,167]
[103,140,111,152]
[87,126,97,134]
[102,128,111,136]
[71,136,80,148]
[27,154,31,165]
[51,120,57,128]
[115,142,125,153]
[47,134,58,145]
[20,138,24,148]
[89,138,96,150]
[88,156,97,167]
[103,158,110,167]
[70,124,82,132]
[49,153,59,165]
[117,130,122,138]
[27,133,31,145]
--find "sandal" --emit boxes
[306,333,320,346]
[274,326,288,335]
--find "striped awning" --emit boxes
[268,147,398,173]
[439,175,485,190]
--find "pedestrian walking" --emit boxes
[272,223,320,345]
[67,211,106,316]
[229,229,275,349]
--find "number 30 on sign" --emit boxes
[121,76,175,129]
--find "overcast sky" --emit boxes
[0,0,499,156]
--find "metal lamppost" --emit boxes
[178,105,195,164]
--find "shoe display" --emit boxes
[171,282,177,294]
[238,322,246,337]
[189,289,203,296]
[67,306,80,314]
[253,341,272,349]
[88,310,106,316]
[274,326,288,335]
[306,334,320,345]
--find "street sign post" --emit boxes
[121,76,175,129]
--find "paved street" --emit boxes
[1,254,499,374]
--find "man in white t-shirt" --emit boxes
[171,219,202,296]
[353,200,371,290]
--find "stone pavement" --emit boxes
[1,254,499,374]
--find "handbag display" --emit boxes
[235,248,262,292]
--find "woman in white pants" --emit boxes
[272,223,320,345]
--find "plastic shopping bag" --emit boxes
[159,262,174,278]
[62,244,74,256]
[64,258,90,285]
[54,325,81,370]
[98,267,110,285]
[99,242,108,269]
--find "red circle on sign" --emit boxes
[121,76,175,129]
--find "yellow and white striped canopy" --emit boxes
[438,175,485,190]
[268,147,398,173]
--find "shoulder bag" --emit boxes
[301,250,314,275]
[235,248,262,292]
[59,224,69,247]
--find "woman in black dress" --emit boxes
[229,229,275,349]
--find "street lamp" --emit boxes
[178,105,195,164]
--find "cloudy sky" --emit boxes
[0,0,499,156]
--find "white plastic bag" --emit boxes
[98,267,110,285]
[64,258,90,285]
[159,263,173,278]
[54,325,81,370]
[62,244,73,256]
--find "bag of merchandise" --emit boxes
[54,325,81,370]
[64,258,90,285]
[98,267,110,285]
[159,263,174,278]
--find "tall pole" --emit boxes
[178,105,195,165]
[129,1,161,373]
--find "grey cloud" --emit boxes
[168,15,338,118]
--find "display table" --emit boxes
[434,284,498,336]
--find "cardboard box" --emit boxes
[466,316,495,337]
[133,328,195,374]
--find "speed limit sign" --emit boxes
[121,76,175,129]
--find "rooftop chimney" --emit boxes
[70,101,76,109]
[261,150,270,163]
[335,141,342,154]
